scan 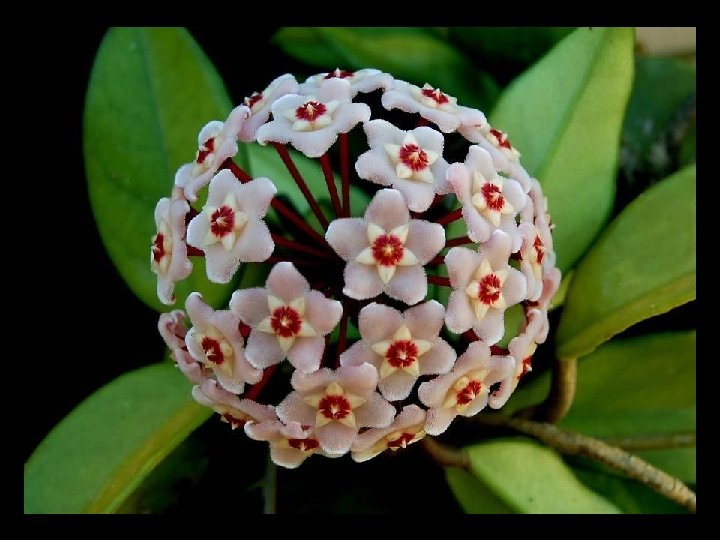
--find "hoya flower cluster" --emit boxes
[152,69,560,468]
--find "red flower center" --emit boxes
[421,86,449,105]
[222,412,246,429]
[196,137,215,164]
[533,235,545,265]
[201,336,225,365]
[386,340,419,368]
[318,394,352,420]
[489,128,513,150]
[288,438,320,451]
[457,380,483,405]
[325,69,354,79]
[398,144,429,172]
[477,273,502,305]
[151,233,166,263]
[519,356,533,380]
[210,206,235,238]
[245,92,263,109]
[480,183,505,212]
[270,306,303,338]
[387,432,416,449]
[295,100,327,121]
[371,234,405,267]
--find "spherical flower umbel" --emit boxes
[151,68,560,468]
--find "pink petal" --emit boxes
[158,310,187,350]
[232,219,275,262]
[337,363,380,396]
[354,392,395,428]
[378,370,416,401]
[447,162,473,205]
[229,287,269,326]
[271,447,312,469]
[339,341,379,369]
[173,349,207,385]
[304,290,343,336]
[358,303,404,342]
[276,391,316,426]
[405,220,445,264]
[418,339,456,375]
[472,306,505,346]
[287,336,324,373]
[355,147,400,188]
[266,261,310,302]
[363,118,404,147]
[445,247,482,288]
[445,290,475,334]
[503,268,528,307]
[391,177,437,212]
[325,218,369,261]
[462,203,494,244]
[461,393,490,417]
[424,407,457,435]
[236,176,277,219]
[418,372,457,408]
[289,367,335,392]
[317,422,357,455]
[245,330,286,369]
[174,164,214,203]
[385,265,427,305]
[478,229,513,270]
[343,260,384,300]
[364,189,410,232]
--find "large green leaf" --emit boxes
[84,27,238,311]
[556,166,696,358]
[445,468,514,514]
[465,438,621,513]
[491,27,635,271]
[24,362,210,514]
[506,331,696,482]
[274,27,499,109]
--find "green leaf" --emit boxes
[506,331,696,482]
[556,166,696,359]
[449,27,574,67]
[491,27,635,271]
[465,438,621,513]
[445,468,514,514]
[84,27,237,311]
[24,362,210,514]
[274,27,500,109]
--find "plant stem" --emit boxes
[427,255,445,266]
[471,414,697,513]
[421,437,469,469]
[271,233,336,260]
[186,245,204,257]
[273,143,329,229]
[446,235,473,248]
[339,132,351,217]
[515,357,577,423]
[435,208,463,226]
[262,453,277,515]
[320,154,343,218]
[427,275,452,287]
[600,432,696,451]
[244,365,278,402]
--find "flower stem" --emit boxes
[244,364,278,402]
[471,414,697,513]
[421,437,469,469]
[222,158,328,246]
[427,255,445,266]
[186,245,205,257]
[600,432,696,451]
[273,143,329,229]
[446,235,473,248]
[514,357,577,423]
[434,208,463,226]
[320,153,343,218]
[271,233,336,260]
[427,275,452,287]
[339,132,351,217]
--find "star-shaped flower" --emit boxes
[245,417,330,469]
[175,105,250,202]
[151,189,193,305]
[230,262,343,373]
[381,80,486,133]
[185,292,263,394]
[299,68,394,97]
[256,78,371,157]
[192,379,276,430]
[447,145,526,250]
[355,120,451,211]
[186,170,276,284]
[326,189,445,305]
[419,341,515,435]
[239,74,299,142]
[340,301,455,401]
[351,405,427,462]
[445,230,527,345]
[276,364,395,455]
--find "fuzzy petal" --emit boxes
[364,189,410,232]
[287,336,325,373]
[229,287,269,326]
[266,261,310,302]
[418,339,456,375]
[354,392,395,428]
[424,407,457,436]
[378,370,417,401]
[343,260,384,300]
[339,341,379,369]
[384,265,427,305]
[405,220,445,264]
[445,290,475,334]
[304,291,343,336]
[245,330,286,369]
[358,303,404,342]
[325,218,369,260]
[317,422,357,455]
